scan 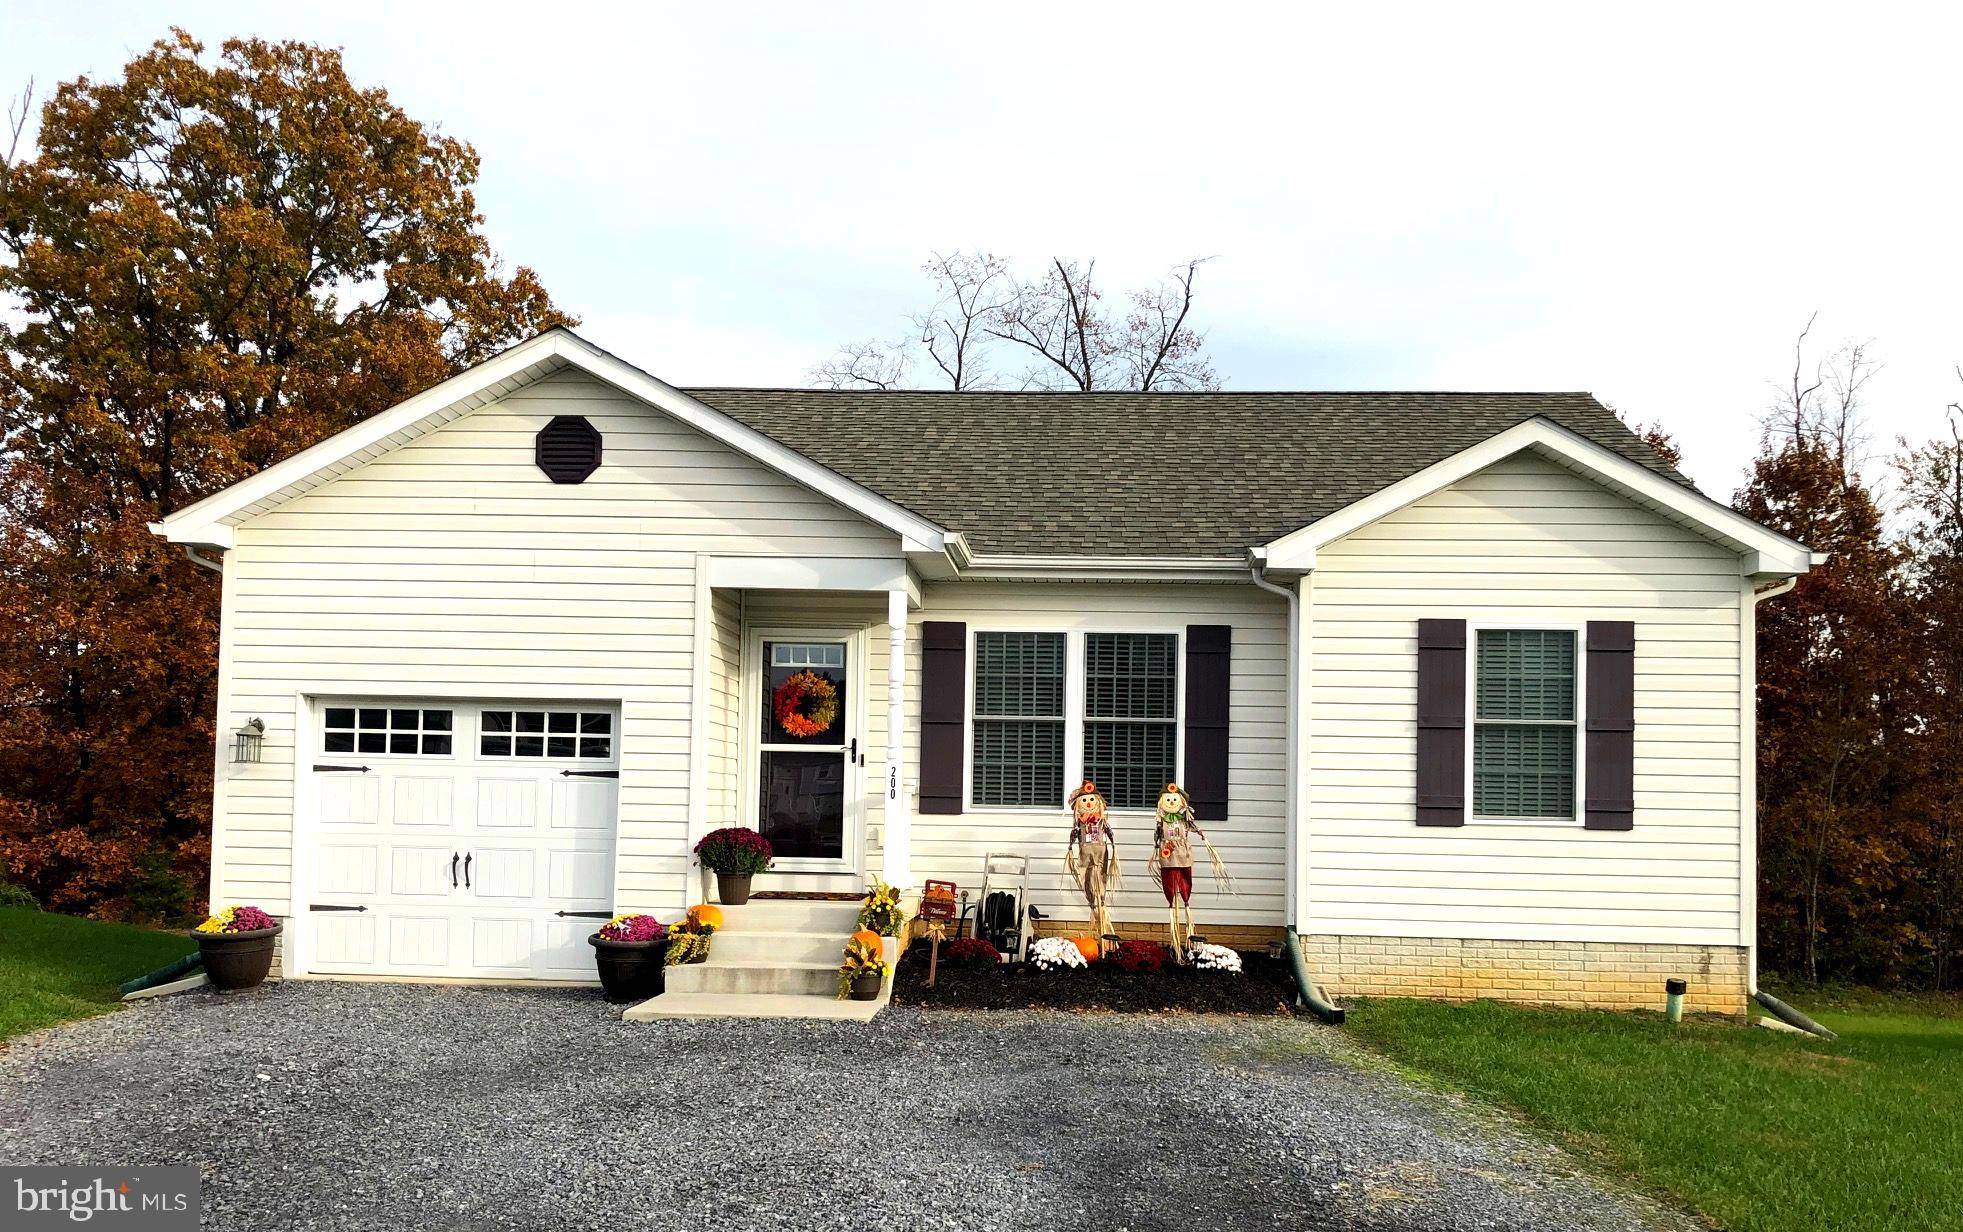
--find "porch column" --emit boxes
[884,587,913,888]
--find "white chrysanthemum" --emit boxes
[1028,936,1087,971]
[1191,942,1242,973]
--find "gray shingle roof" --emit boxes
[682,388,1690,558]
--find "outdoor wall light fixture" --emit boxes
[232,718,265,764]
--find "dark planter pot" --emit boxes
[715,872,754,905]
[849,971,883,1001]
[193,925,281,991]
[589,935,667,1003]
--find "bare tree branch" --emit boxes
[1121,257,1220,391]
[818,252,1222,392]
[2,78,31,168]
[913,250,1010,390]
[985,258,1110,391]
[1763,312,1879,481]
[808,338,908,390]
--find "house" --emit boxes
[149,327,1814,1016]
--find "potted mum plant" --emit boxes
[589,913,668,1002]
[192,905,281,991]
[855,876,907,938]
[837,931,888,1001]
[693,826,773,905]
[664,903,721,966]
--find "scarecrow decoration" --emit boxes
[1149,782,1235,961]
[1064,780,1122,949]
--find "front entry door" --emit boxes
[755,638,858,872]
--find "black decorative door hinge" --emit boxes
[312,764,371,773]
[309,904,367,913]
[555,910,612,919]
[560,769,619,778]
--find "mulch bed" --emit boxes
[891,943,1301,1016]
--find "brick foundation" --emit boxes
[1299,934,1749,1016]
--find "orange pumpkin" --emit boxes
[1071,935,1101,963]
[687,903,723,931]
[850,929,883,951]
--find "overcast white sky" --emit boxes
[6,2,1959,494]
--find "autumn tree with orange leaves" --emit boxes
[0,31,569,917]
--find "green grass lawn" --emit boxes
[1345,989,1963,1232]
[0,907,196,1041]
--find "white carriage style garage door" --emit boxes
[303,700,619,980]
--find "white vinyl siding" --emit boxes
[706,589,744,827]
[1306,450,1746,946]
[208,368,900,921]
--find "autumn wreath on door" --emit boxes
[773,668,840,739]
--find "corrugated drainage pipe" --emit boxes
[1282,931,1346,1025]
[1752,990,1837,1040]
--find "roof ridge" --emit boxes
[682,386,1601,398]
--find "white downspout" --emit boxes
[1248,552,1301,933]
[1745,573,1798,997]
[183,545,225,573]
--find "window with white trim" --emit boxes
[479,709,613,759]
[1083,632,1178,810]
[971,632,1065,808]
[968,629,1182,811]
[1472,629,1577,819]
[324,707,452,756]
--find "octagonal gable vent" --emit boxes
[535,415,602,483]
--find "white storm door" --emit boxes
[752,636,862,874]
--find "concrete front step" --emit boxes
[665,959,839,997]
[709,929,855,965]
[716,900,862,934]
[623,991,884,1022]
[624,900,898,1021]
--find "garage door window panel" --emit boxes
[323,707,454,756]
[480,710,612,759]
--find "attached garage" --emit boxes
[299,699,620,981]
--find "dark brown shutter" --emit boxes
[1416,618,1467,826]
[1584,620,1636,831]
[1183,625,1231,822]
[918,621,966,815]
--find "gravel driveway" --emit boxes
[0,982,1694,1231]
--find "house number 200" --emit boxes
[888,766,898,800]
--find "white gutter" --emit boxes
[960,554,1249,582]
[1247,548,1302,933]
[182,545,224,573]
[1753,576,1798,606]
